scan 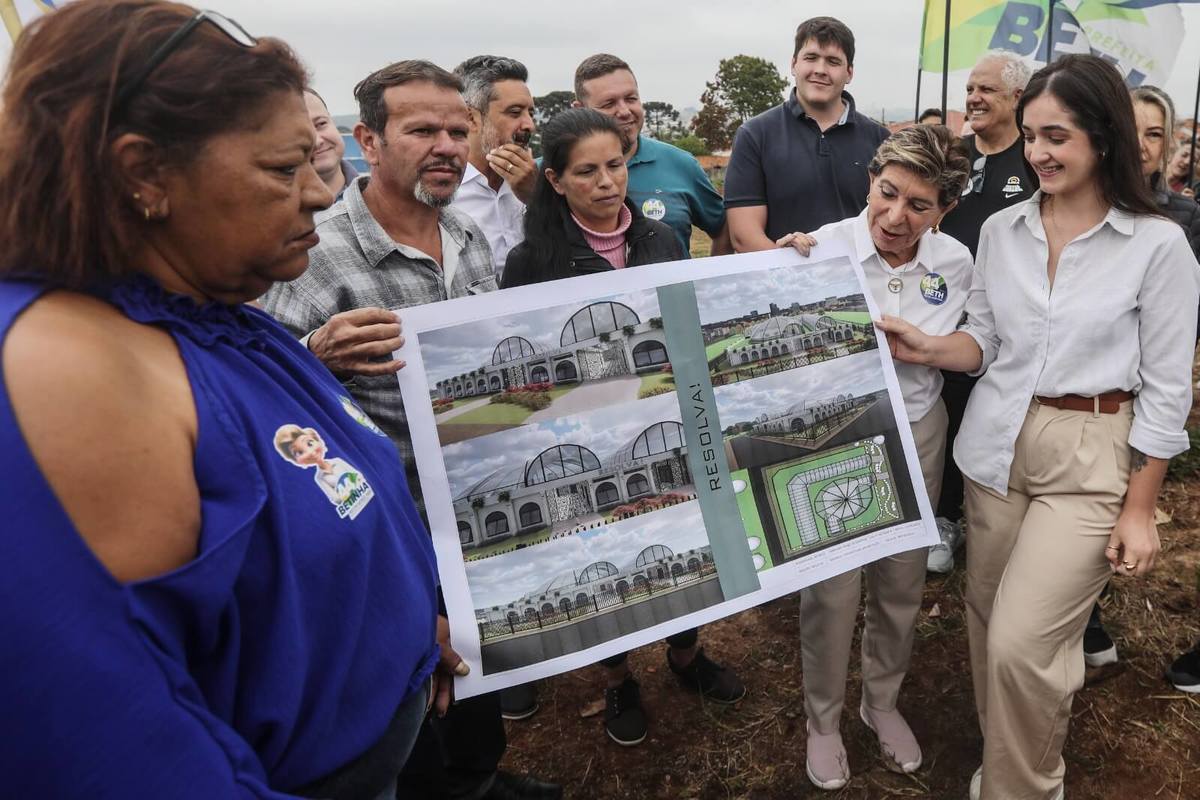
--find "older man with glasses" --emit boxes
[940,50,1036,255]
[928,50,1038,577]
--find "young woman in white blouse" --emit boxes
[779,125,973,791]
[878,54,1199,800]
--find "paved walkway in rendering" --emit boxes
[526,375,642,422]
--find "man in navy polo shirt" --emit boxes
[725,16,889,251]
[573,53,732,257]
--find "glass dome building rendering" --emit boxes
[436,301,669,400]
[455,420,692,551]
[725,313,855,366]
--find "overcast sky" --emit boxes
[5,2,1200,120]
[695,257,860,324]
[420,289,660,384]
[443,390,681,499]
[713,349,884,424]
[465,499,710,608]
[176,1,1200,120]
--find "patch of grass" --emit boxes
[637,372,675,399]
[689,226,712,258]
[432,398,464,414]
[824,310,872,325]
[705,334,747,362]
[445,385,576,426]
[463,526,550,561]
[448,402,538,426]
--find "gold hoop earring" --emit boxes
[143,207,151,222]
[932,223,940,234]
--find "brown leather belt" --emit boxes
[1034,391,1134,414]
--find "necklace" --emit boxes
[885,256,918,293]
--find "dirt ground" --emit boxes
[499,356,1200,799]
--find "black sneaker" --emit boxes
[604,676,647,746]
[668,647,746,704]
[499,682,539,721]
[1083,623,1118,667]
[1166,643,1200,693]
[483,770,563,800]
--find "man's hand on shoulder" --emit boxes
[308,307,406,379]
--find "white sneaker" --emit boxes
[805,721,850,791]
[969,767,1063,800]
[927,517,964,573]
[859,703,922,773]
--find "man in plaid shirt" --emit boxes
[262,61,498,501]
[261,58,563,800]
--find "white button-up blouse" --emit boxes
[810,209,975,423]
[955,193,1200,495]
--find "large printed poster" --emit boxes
[396,244,938,698]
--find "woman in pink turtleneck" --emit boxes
[500,108,682,288]
[498,108,747,749]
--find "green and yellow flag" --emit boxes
[919,0,1200,86]
[920,0,1009,73]
[2,0,58,45]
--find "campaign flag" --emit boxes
[920,0,1009,73]
[2,0,58,46]
[920,0,1200,86]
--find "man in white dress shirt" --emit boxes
[451,56,537,278]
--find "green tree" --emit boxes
[691,55,788,149]
[533,90,574,127]
[669,134,710,157]
[690,86,735,151]
[643,100,684,140]
[531,90,575,156]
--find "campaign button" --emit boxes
[919,273,948,305]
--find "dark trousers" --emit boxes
[598,627,700,668]
[397,691,505,800]
[936,369,979,522]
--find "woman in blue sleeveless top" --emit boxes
[0,3,450,798]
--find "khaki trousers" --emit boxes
[800,399,947,733]
[965,400,1133,800]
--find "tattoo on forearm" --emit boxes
[1130,447,1148,472]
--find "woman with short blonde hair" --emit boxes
[780,123,973,790]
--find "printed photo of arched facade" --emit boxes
[443,392,695,561]
[714,351,922,567]
[418,289,674,446]
[465,500,722,675]
[692,257,878,388]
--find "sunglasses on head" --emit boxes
[113,10,256,109]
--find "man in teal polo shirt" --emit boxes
[573,53,732,257]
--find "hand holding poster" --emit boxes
[396,244,938,698]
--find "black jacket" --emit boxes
[1154,188,1200,261]
[500,198,685,288]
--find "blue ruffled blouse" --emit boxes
[0,276,440,798]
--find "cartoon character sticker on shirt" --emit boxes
[1002,176,1024,198]
[274,424,375,519]
[919,273,948,306]
[641,198,667,221]
[339,395,386,437]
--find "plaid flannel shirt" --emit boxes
[260,175,497,502]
